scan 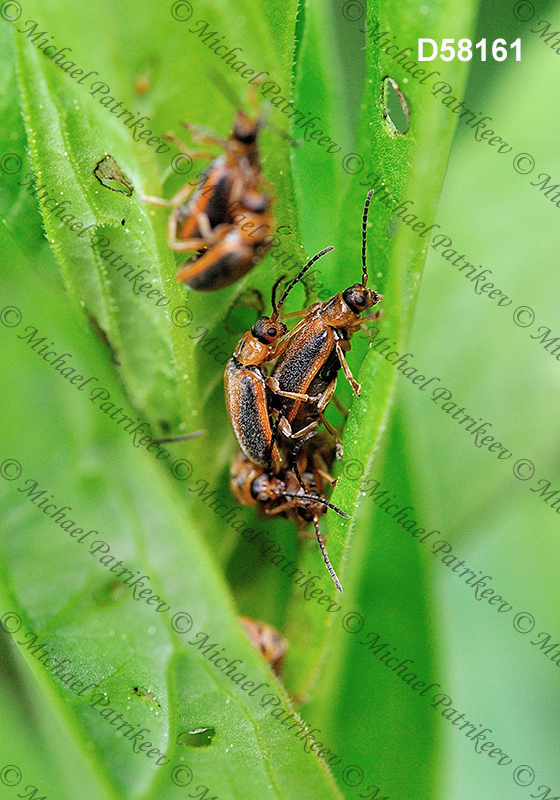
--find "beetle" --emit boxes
[224,247,333,472]
[229,440,346,592]
[269,189,383,452]
[140,91,275,291]
[238,616,287,675]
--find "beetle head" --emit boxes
[342,284,381,315]
[232,110,261,145]
[251,472,285,503]
[251,316,288,345]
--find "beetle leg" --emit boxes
[316,380,337,413]
[360,308,384,333]
[266,413,284,475]
[292,420,320,439]
[164,131,216,161]
[311,380,343,457]
[181,121,226,147]
[138,192,174,207]
[266,500,297,515]
[168,182,199,208]
[280,308,310,320]
[171,236,210,253]
[335,340,361,396]
[277,416,294,438]
[196,211,214,240]
[248,82,262,112]
[140,181,198,212]
[270,336,290,360]
[277,416,319,442]
[265,377,320,404]
[230,176,246,206]
[172,220,235,252]
[168,199,207,249]
[311,449,338,487]
[318,411,343,459]
[317,467,337,487]
[332,395,349,418]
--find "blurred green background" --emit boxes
[1,0,559,798]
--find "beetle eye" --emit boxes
[267,327,277,337]
[343,284,369,313]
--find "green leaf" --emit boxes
[395,9,560,795]
[281,0,479,700]
[11,0,307,571]
[0,219,342,798]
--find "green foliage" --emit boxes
[0,0,483,797]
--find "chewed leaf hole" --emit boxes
[94,155,134,196]
[383,77,410,135]
[132,686,161,709]
[177,727,216,748]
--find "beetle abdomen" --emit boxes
[225,360,273,467]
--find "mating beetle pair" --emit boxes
[141,90,274,291]
[225,189,383,592]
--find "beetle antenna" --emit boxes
[154,429,205,444]
[273,246,334,318]
[313,519,343,593]
[207,69,245,112]
[271,274,286,312]
[265,119,300,148]
[362,188,374,287]
[281,492,349,519]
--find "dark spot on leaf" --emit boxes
[93,579,128,605]
[121,219,125,225]
[86,312,121,366]
[132,686,161,709]
[382,77,410,135]
[159,420,171,434]
[94,155,134,196]
[177,727,216,748]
